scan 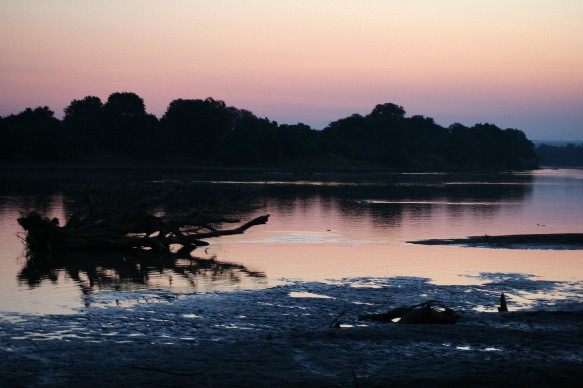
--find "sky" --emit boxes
[1,0,582,140]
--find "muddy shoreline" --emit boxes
[1,279,582,386]
[2,313,582,387]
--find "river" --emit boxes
[1,168,582,314]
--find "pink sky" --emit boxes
[1,0,582,140]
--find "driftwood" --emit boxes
[17,186,269,255]
[358,300,459,324]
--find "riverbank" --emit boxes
[1,279,582,386]
[409,233,583,250]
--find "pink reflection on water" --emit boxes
[210,194,583,287]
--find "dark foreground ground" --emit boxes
[1,279,582,387]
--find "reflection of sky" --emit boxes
[249,230,361,244]
[1,169,582,314]
[214,169,583,288]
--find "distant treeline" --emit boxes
[536,143,583,167]
[0,92,539,171]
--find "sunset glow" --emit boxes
[1,0,582,139]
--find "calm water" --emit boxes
[1,168,582,314]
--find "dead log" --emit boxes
[359,300,459,324]
[18,187,269,255]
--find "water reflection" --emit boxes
[0,169,536,223]
[3,170,538,293]
[6,168,583,315]
[17,250,266,297]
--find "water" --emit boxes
[1,168,582,314]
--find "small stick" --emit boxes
[498,293,508,312]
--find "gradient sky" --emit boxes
[1,0,582,140]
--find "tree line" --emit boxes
[535,143,583,167]
[0,92,539,171]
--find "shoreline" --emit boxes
[409,233,583,249]
[1,281,582,386]
[0,160,544,174]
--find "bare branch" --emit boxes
[17,188,268,255]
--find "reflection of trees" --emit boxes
[0,169,535,211]
[1,172,537,242]
[249,172,534,228]
[17,250,266,295]
[4,170,537,250]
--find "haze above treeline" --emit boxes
[0,92,546,171]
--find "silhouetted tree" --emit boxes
[103,92,146,119]
[64,96,104,119]
[0,107,62,161]
[323,114,372,163]
[162,98,233,161]
[62,96,105,158]
[221,109,262,164]
[278,123,319,161]
[368,103,406,119]
[0,97,539,171]
[102,92,160,158]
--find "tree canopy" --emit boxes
[0,92,539,171]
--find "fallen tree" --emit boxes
[17,186,269,255]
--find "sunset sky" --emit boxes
[1,1,582,140]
